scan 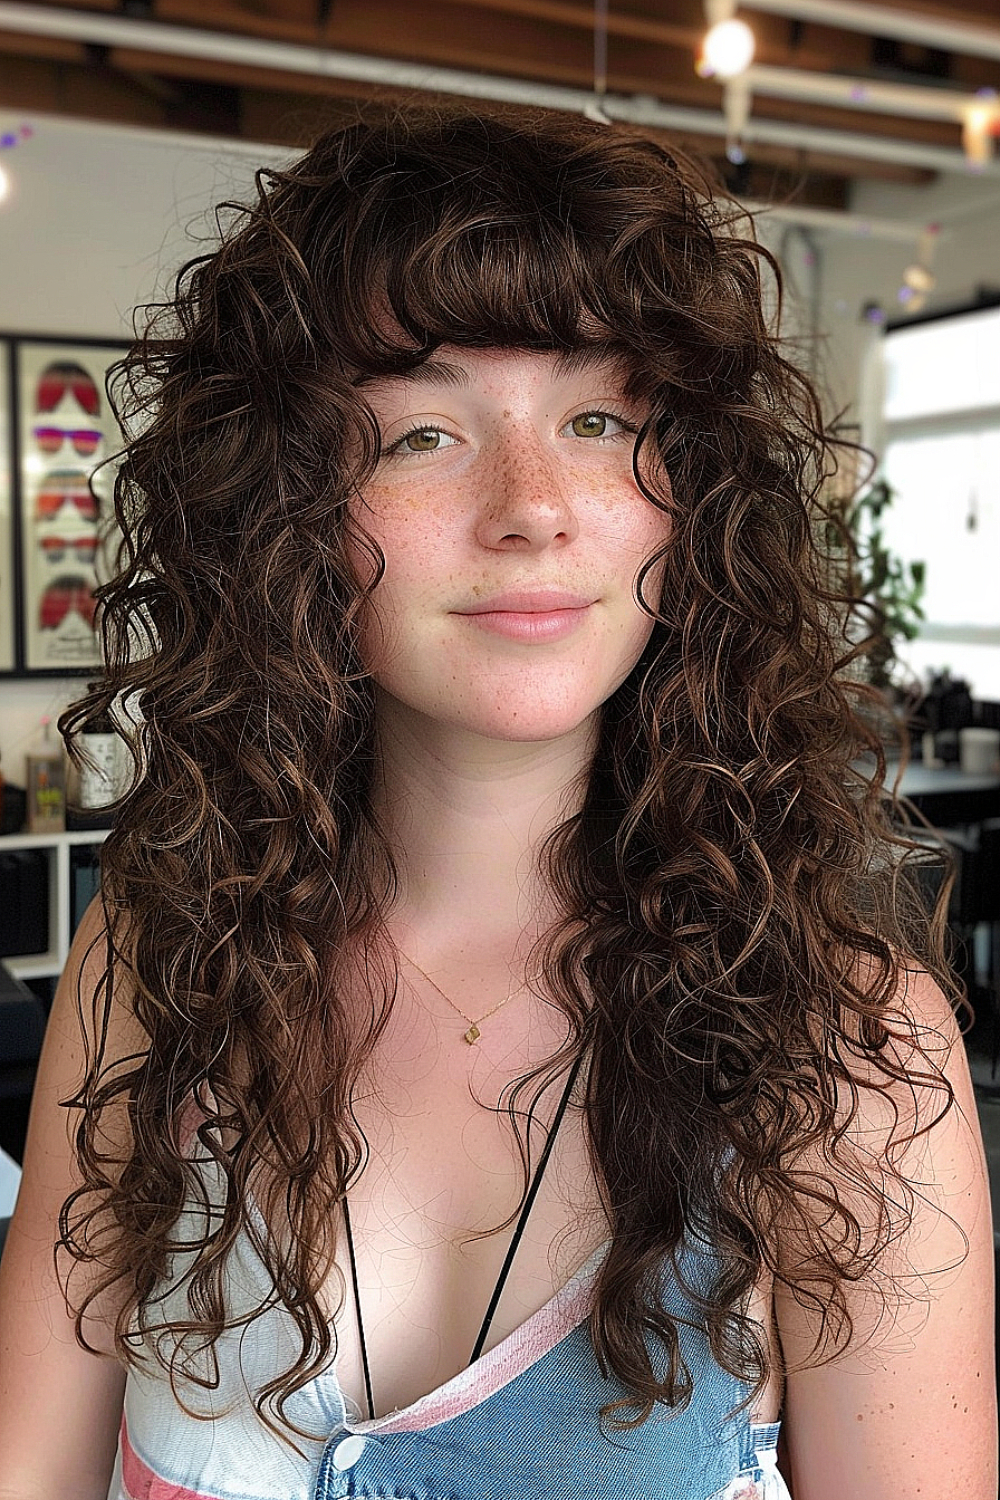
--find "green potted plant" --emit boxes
[836,475,927,696]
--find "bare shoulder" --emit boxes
[774,958,997,1500]
[0,894,140,1498]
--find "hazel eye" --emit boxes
[384,425,459,459]
[570,411,611,438]
[404,427,445,451]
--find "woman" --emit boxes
[0,106,994,1500]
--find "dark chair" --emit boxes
[908,819,1000,1068]
[952,819,1000,1070]
[0,963,46,1165]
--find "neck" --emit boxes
[371,690,597,961]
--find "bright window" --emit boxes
[880,303,1000,698]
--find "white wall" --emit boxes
[0,113,289,783]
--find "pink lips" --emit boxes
[455,590,595,642]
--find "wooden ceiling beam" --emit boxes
[857,0,1000,30]
[0,27,87,64]
[10,0,1000,75]
[752,94,963,149]
[53,0,993,84]
[425,0,885,78]
[0,48,165,123]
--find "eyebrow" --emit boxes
[357,348,627,390]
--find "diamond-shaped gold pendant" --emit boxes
[463,1024,481,1044]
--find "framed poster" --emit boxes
[13,338,127,674]
[0,343,14,672]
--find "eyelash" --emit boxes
[382,407,640,459]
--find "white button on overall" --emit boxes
[332,1434,368,1470]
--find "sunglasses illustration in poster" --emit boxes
[0,349,13,672]
[15,341,126,672]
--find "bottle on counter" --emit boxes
[25,716,66,833]
[77,683,119,812]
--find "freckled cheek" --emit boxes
[590,483,672,569]
[347,487,453,584]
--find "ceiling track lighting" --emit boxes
[745,64,1000,129]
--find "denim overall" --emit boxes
[308,1242,786,1500]
[115,1229,788,1500]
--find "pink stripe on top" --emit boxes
[120,1419,220,1500]
[348,1241,607,1435]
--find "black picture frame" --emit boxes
[3,333,128,678]
[0,342,14,673]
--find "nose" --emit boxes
[473,426,579,553]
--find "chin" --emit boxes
[442,701,604,744]
[475,722,590,745]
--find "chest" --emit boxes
[322,989,608,1419]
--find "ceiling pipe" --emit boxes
[702,103,1000,176]
[740,0,1000,63]
[0,1,998,178]
[746,63,1000,125]
[741,199,938,241]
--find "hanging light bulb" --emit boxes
[902,264,935,293]
[698,17,755,79]
[0,161,10,204]
[962,101,996,166]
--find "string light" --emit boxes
[896,222,940,316]
[0,123,35,205]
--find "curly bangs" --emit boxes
[287,111,734,372]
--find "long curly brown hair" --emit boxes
[59,104,960,1434]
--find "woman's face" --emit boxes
[349,347,671,744]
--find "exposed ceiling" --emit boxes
[1,0,999,212]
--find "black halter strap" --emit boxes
[341,1051,584,1421]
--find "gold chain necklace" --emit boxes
[399,951,524,1045]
